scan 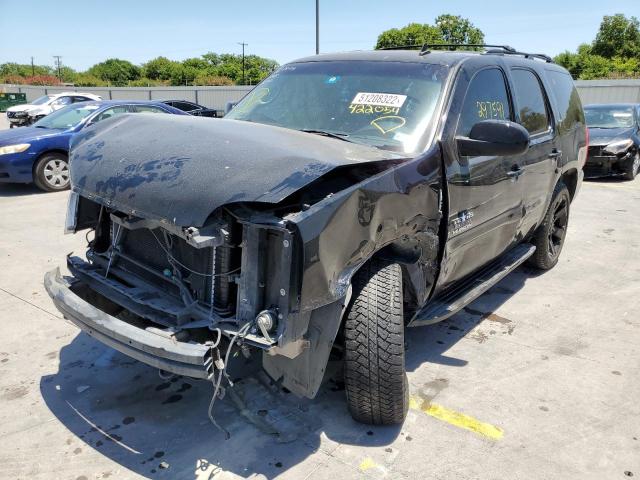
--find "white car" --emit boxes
[6,92,102,127]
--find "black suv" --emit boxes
[46,45,587,426]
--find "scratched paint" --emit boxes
[410,396,503,440]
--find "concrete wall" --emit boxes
[0,84,254,112]
[574,79,640,105]
[2,79,640,112]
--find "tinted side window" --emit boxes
[457,68,511,137]
[175,101,198,111]
[511,69,550,135]
[134,105,168,114]
[93,106,130,123]
[545,70,584,132]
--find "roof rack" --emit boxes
[419,44,516,55]
[418,43,553,63]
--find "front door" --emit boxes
[437,63,525,290]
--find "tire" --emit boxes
[623,153,639,181]
[33,152,70,192]
[527,181,571,270]
[343,258,408,425]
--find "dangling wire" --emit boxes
[207,322,252,439]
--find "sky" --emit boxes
[0,0,638,71]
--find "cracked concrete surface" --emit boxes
[0,113,639,479]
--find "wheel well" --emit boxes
[561,168,578,202]
[32,149,68,178]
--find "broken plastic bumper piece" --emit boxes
[44,267,214,379]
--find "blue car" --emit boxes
[0,100,186,191]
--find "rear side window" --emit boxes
[511,69,550,135]
[546,70,584,132]
[457,68,512,137]
[93,106,130,123]
[174,101,198,111]
[134,105,168,114]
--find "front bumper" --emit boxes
[44,267,214,379]
[584,149,633,178]
[0,151,37,183]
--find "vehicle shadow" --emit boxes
[405,265,534,373]
[0,183,44,197]
[39,266,531,479]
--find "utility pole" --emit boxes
[238,42,248,85]
[315,0,319,54]
[30,56,35,76]
[53,55,62,80]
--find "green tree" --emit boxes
[592,14,640,58]
[143,56,180,81]
[87,58,141,86]
[435,14,484,45]
[375,23,441,49]
[0,62,53,77]
[375,15,484,49]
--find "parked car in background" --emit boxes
[5,92,102,128]
[46,46,586,426]
[584,103,640,180]
[160,99,219,117]
[0,100,185,191]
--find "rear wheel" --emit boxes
[527,181,571,270]
[34,153,70,192]
[623,153,639,181]
[343,258,408,425]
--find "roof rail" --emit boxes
[378,43,554,63]
[378,44,422,51]
[419,43,553,63]
[418,44,516,55]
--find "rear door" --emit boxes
[438,62,525,289]
[508,68,558,234]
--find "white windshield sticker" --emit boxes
[351,92,407,108]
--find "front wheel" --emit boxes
[33,153,70,192]
[527,181,571,270]
[623,153,639,181]
[343,258,408,425]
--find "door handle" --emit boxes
[507,165,524,178]
[548,149,562,159]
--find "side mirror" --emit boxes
[456,120,530,157]
[225,102,237,115]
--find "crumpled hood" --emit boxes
[7,103,41,113]
[588,126,636,146]
[70,114,404,227]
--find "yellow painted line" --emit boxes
[359,457,378,472]
[410,396,503,440]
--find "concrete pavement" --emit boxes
[0,112,638,479]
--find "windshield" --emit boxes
[585,106,636,129]
[226,61,449,154]
[32,104,99,129]
[32,95,53,105]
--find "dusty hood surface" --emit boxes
[70,114,403,227]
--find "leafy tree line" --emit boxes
[1,52,279,87]
[3,13,639,86]
[375,14,484,50]
[554,14,640,79]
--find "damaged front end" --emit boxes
[46,113,443,399]
[49,192,300,380]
